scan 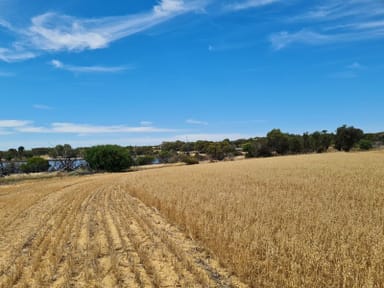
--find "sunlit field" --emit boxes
[0,175,245,287]
[122,151,384,287]
[1,151,383,287]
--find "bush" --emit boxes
[180,155,199,165]
[85,145,133,172]
[21,157,50,173]
[335,125,364,152]
[135,155,155,166]
[359,140,373,151]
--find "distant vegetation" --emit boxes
[85,145,133,172]
[0,125,383,176]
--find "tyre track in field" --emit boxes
[0,175,248,288]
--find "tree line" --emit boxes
[0,125,383,175]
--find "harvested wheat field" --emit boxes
[0,174,247,288]
[1,151,384,288]
[122,151,384,287]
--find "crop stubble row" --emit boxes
[0,175,244,287]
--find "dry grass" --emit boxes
[2,151,383,287]
[121,151,384,287]
[0,173,244,287]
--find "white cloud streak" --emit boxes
[186,119,208,125]
[33,104,53,110]
[270,30,331,50]
[225,0,279,11]
[1,120,177,134]
[0,120,31,128]
[50,59,128,73]
[0,47,36,62]
[271,0,384,49]
[0,0,205,62]
[270,28,384,50]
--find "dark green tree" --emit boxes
[0,151,4,176]
[288,135,303,154]
[85,145,133,172]
[335,125,364,152]
[6,148,17,161]
[242,142,257,158]
[135,155,156,166]
[20,157,49,173]
[267,129,289,155]
[207,143,225,160]
[359,139,373,151]
[18,146,25,160]
[302,132,312,153]
[310,131,324,153]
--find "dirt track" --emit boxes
[0,174,246,288]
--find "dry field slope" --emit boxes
[1,151,384,288]
[0,175,246,287]
[121,151,384,287]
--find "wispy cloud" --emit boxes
[328,61,367,79]
[271,0,384,49]
[270,28,384,50]
[0,47,36,62]
[50,59,128,73]
[186,119,208,125]
[347,61,365,70]
[33,104,53,110]
[0,0,206,62]
[170,133,252,142]
[224,0,279,11]
[0,120,31,128]
[292,1,384,23]
[1,120,177,134]
[270,30,331,50]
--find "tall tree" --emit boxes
[50,144,78,171]
[18,146,25,160]
[335,125,364,152]
[267,129,289,155]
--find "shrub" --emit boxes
[21,157,49,173]
[84,145,133,172]
[359,140,373,151]
[135,155,155,166]
[180,155,199,165]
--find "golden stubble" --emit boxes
[121,151,384,287]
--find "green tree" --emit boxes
[179,154,199,165]
[242,142,257,158]
[310,131,324,153]
[6,148,17,161]
[359,139,373,151]
[302,132,312,153]
[85,145,133,172]
[18,146,25,160]
[288,135,303,154]
[207,143,225,160]
[335,125,364,152]
[267,129,289,155]
[135,155,155,166]
[20,157,50,173]
[0,151,4,176]
[50,144,78,171]
[221,139,236,158]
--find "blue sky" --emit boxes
[0,0,383,149]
